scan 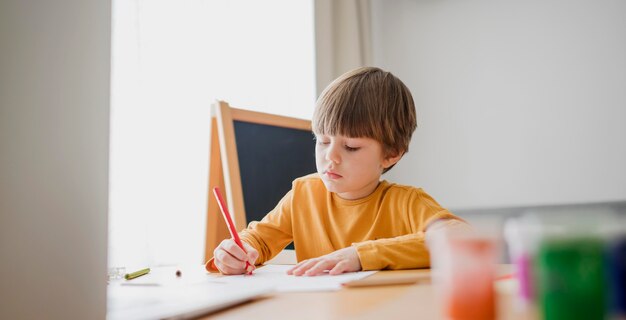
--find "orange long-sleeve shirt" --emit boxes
[208,173,465,271]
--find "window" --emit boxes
[109,0,315,268]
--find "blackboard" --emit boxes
[206,101,316,256]
[234,120,317,224]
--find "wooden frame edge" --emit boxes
[230,107,312,131]
[215,101,248,231]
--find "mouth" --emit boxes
[324,170,342,179]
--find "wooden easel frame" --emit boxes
[204,101,311,261]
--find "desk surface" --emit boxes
[201,267,536,320]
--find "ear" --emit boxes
[382,152,403,169]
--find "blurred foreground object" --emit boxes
[428,225,497,320]
[504,207,626,320]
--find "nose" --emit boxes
[325,141,341,164]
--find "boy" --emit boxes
[207,67,466,276]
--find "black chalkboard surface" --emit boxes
[208,101,315,255]
[234,120,317,225]
[206,101,316,257]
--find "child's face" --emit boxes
[315,134,400,200]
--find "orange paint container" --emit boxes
[435,237,497,320]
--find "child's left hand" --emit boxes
[287,246,362,276]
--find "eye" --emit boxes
[315,137,330,145]
[345,145,360,152]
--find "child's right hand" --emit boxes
[213,239,259,275]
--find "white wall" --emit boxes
[0,1,110,318]
[372,0,626,210]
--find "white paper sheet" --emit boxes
[117,266,224,287]
[215,264,377,292]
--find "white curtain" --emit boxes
[109,0,316,269]
[314,0,372,95]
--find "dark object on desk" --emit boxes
[176,269,182,277]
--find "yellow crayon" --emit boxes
[124,268,150,280]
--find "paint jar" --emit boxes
[503,214,542,308]
[535,236,606,320]
[607,231,626,318]
[529,206,617,320]
[430,231,497,320]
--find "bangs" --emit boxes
[312,72,382,140]
[313,94,380,140]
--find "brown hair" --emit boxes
[312,67,417,173]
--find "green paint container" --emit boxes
[535,237,605,320]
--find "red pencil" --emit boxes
[213,187,254,275]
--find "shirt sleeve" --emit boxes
[354,211,464,270]
[238,190,295,265]
[354,189,468,271]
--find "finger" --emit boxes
[286,259,310,275]
[214,259,238,275]
[221,240,249,261]
[213,251,234,274]
[216,248,247,273]
[216,247,246,267]
[221,252,248,271]
[328,260,351,275]
[213,255,238,275]
[286,259,310,274]
[248,252,258,264]
[291,259,320,276]
[243,244,259,264]
[286,261,304,275]
[304,259,336,276]
[245,263,256,275]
